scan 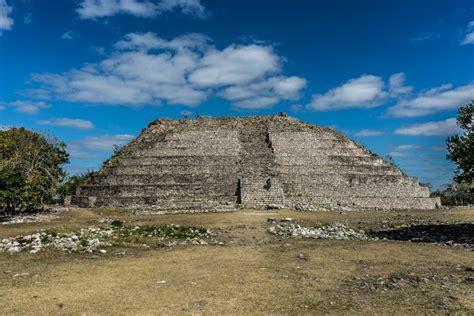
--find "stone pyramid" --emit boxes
[72,115,440,211]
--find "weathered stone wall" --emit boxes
[72,115,440,211]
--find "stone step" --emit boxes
[239,177,287,208]
[271,138,358,150]
[130,146,240,157]
[274,147,367,156]
[78,184,239,197]
[72,195,237,210]
[270,131,340,142]
[282,181,429,198]
[287,196,441,211]
[277,164,401,175]
[275,155,385,166]
[111,156,241,166]
[102,164,241,176]
[88,174,240,186]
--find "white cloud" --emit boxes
[27,32,306,110]
[387,83,474,117]
[7,100,50,114]
[77,0,206,19]
[62,30,78,40]
[388,72,412,96]
[388,151,408,157]
[220,76,306,110]
[306,72,472,117]
[70,134,135,152]
[462,32,474,45]
[189,45,281,87]
[394,118,461,136]
[395,144,420,150]
[411,32,442,43]
[158,0,205,18]
[461,21,474,45]
[355,129,384,137]
[0,0,13,34]
[38,118,95,130]
[307,75,388,111]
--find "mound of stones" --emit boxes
[268,223,368,240]
[72,115,440,211]
[0,222,214,254]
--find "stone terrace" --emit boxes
[72,115,440,211]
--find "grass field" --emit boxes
[1,207,473,315]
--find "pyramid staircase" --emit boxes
[237,122,287,209]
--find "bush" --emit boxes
[57,172,93,202]
[431,182,474,206]
[0,128,68,215]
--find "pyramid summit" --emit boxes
[72,115,440,211]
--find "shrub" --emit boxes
[56,172,93,202]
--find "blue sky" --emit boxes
[1,0,473,189]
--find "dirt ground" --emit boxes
[1,207,473,315]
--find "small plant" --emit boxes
[110,220,124,227]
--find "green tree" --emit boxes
[57,172,93,202]
[446,101,474,186]
[0,128,69,214]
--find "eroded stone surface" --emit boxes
[72,115,440,211]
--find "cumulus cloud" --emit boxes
[394,118,461,136]
[461,21,474,45]
[189,45,281,87]
[77,0,206,19]
[355,129,384,137]
[220,76,306,110]
[0,0,13,34]
[38,118,95,130]
[387,83,474,117]
[26,32,306,110]
[307,75,389,111]
[5,100,50,114]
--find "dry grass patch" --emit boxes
[0,207,473,314]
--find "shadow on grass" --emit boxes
[370,224,474,246]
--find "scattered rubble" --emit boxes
[0,222,216,254]
[95,218,115,224]
[268,221,473,248]
[1,212,58,225]
[268,223,368,240]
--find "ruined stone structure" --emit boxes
[72,115,440,211]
